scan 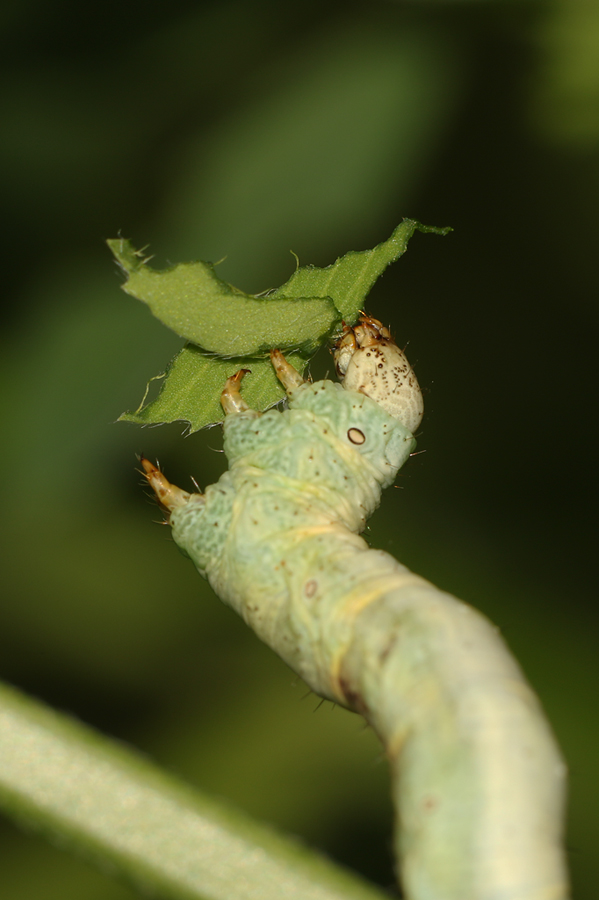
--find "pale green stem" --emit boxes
[0,681,389,900]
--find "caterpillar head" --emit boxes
[333,315,424,434]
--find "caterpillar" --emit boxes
[142,316,569,900]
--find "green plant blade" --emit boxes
[0,681,389,900]
[112,221,450,431]
[120,345,308,432]
[108,238,340,356]
[269,219,451,323]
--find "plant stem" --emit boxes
[0,681,388,900]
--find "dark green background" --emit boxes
[1,1,597,897]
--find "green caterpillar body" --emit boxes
[143,318,569,900]
[171,379,415,701]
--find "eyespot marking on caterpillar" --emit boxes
[347,428,366,445]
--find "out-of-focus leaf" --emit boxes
[157,20,461,284]
[108,238,340,356]
[270,219,451,323]
[120,345,307,433]
[532,0,599,148]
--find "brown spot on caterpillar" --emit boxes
[348,428,366,444]
[304,579,318,598]
[379,634,398,663]
[338,676,370,717]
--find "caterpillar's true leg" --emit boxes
[140,456,198,514]
[333,324,358,379]
[270,349,305,393]
[221,368,254,415]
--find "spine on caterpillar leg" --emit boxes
[142,318,569,900]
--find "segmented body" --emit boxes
[171,378,416,696]
[143,318,569,900]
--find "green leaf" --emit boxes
[0,680,389,900]
[111,220,450,431]
[120,344,308,433]
[107,238,340,357]
[269,219,452,323]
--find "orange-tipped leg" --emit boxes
[221,368,254,415]
[140,456,194,514]
[270,349,305,393]
[333,323,358,379]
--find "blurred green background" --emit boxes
[0,0,597,897]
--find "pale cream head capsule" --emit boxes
[333,316,424,434]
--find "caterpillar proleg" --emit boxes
[142,316,569,900]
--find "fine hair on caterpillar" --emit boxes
[141,314,569,900]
